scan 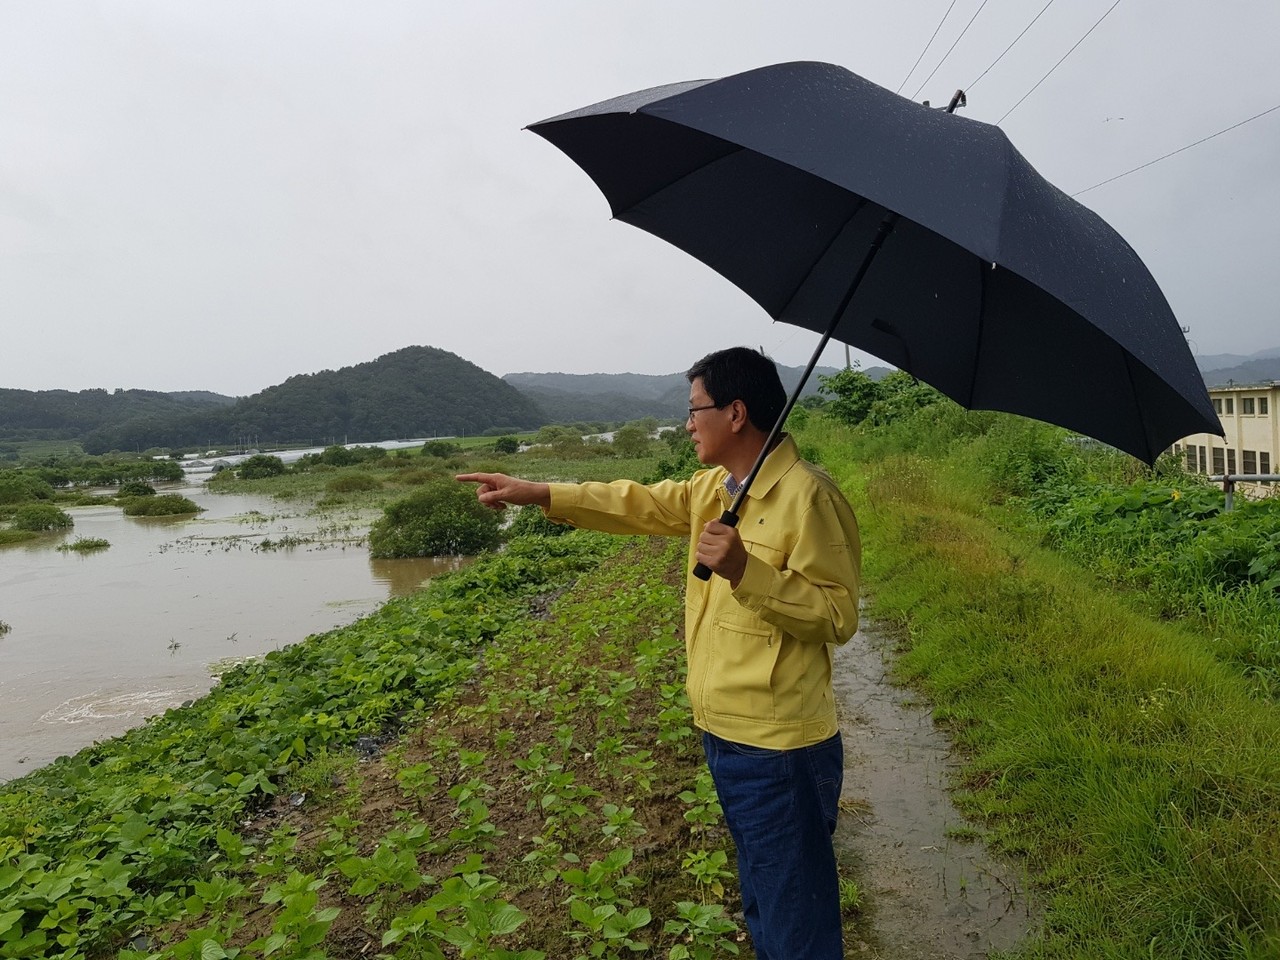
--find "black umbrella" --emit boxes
[527,61,1221,574]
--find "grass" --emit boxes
[802,413,1280,957]
[56,537,111,552]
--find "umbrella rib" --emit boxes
[607,136,747,220]
[963,260,990,407]
[773,197,870,322]
[1121,351,1155,464]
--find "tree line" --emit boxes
[3,347,547,454]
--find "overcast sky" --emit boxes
[3,1,1278,396]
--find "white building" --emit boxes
[1174,381,1279,496]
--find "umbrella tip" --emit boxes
[945,90,967,114]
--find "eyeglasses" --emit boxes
[687,403,725,421]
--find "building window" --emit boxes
[1225,398,1235,414]
[1262,452,1272,477]
[1185,447,1197,472]
[1261,397,1270,416]
[1227,449,1237,474]
[1199,446,1207,473]
[1213,398,1223,414]
[1244,450,1257,473]
[1212,448,1225,474]
[1243,397,1256,415]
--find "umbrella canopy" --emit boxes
[527,60,1221,465]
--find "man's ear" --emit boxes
[728,399,749,433]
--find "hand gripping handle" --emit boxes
[692,509,739,581]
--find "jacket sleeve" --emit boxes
[545,478,693,538]
[731,492,860,646]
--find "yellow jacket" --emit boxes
[545,435,860,749]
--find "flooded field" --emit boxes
[0,475,463,783]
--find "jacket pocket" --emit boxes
[707,616,782,722]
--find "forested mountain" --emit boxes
[188,346,545,447]
[0,387,234,441]
[5,348,907,455]
[1,347,546,454]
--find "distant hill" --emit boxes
[504,362,891,422]
[6,349,901,455]
[0,387,235,442]
[1196,347,1280,385]
[65,346,545,453]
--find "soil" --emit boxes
[833,619,1041,958]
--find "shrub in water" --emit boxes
[0,471,55,505]
[369,480,502,557]
[236,455,286,479]
[118,481,156,498]
[122,494,202,517]
[11,502,73,531]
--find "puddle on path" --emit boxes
[832,619,1040,958]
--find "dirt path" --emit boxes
[832,620,1040,958]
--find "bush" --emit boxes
[11,502,73,531]
[122,494,202,517]
[612,423,654,458]
[493,436,520,455]
[368,480,502,557]
[326,473,381,494]
[422,440,461,458]
[0,471,55,504]
[236,455,286,480]
[647,432,700,483]
[818,368,879,425]
[118,481,156,498]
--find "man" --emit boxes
[458,346,860,959]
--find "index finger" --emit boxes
[455,472,495,484]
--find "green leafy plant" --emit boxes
[248,870,340,960]
[662,901,739,959]
[680,849,732,902]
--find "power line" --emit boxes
[1072,101,1280,196]
[897,0,958,95]
[998,0,1124,125]
[967,0,1056,91]
[911,0,992,101]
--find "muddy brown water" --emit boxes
[0,476,466,783]
[833,619,1041,958]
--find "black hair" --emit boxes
[686,346,786,432]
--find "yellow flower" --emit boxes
[1171,489,1182,500]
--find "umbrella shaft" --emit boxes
[692,212,898,581]
[729,212,899,514]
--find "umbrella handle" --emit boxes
[692,509,740,581]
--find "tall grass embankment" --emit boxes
[796,407,1280,958]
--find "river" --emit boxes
[0,459,464,784]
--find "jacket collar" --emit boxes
[718,433,799,503]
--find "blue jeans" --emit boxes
[702,730,844,960]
